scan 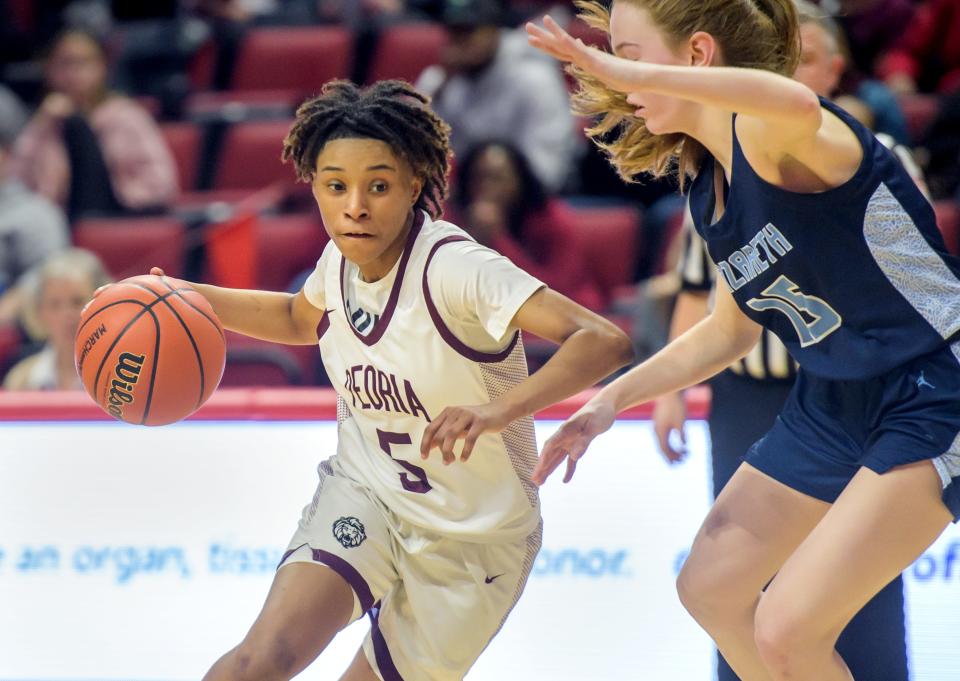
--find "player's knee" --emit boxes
[230,638,301,681]
[676,560,729,625]
[753,591,825,674]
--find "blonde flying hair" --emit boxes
[572,0,801,186]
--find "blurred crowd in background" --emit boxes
[1,0,958,390]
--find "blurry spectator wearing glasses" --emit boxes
[416,0,579,193]
[10,29,178,221]
[2,248,110,391]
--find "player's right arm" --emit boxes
[150,268,325,345]
[533,280,761,485]
[652,289,709,463]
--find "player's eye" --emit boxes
[370,181,388,193]
[328,181,345,192]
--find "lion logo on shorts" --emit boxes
[332,516,367,548]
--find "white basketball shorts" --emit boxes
[279,457,542,680]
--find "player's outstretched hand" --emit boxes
[652,392,688,464]
[532,399,616,486]
[525,15,650,93]
[420,403,511,465]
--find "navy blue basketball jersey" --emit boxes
[689,97,960,380]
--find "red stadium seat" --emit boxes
[223,332,318,386]
[188,39,217,92]
[73,217,187,279]
[897,93,940,144]
[566,204,642,300]
[231,26,353,93]
[0,323,22,380]
[366,23,449,85]
[214,119,297,191]
[221,345,305,386]
[935,200,960,256]
[160,122,202,192]
[256,213,329,292]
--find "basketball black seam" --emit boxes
[132,284,207,410]
[77,299,150,336]
[141,314,161,426]
[92,291,178,421]
[157,278,225,341]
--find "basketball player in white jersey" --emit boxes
[151,80,634,681]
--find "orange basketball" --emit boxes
[75,274,226,426]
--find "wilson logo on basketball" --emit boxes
[106,352,146,420]
[76,323,107,371]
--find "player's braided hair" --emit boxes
[282,80,452,219]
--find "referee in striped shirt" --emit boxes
[654,214,908,681]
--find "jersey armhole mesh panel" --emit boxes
[478,337,539,509]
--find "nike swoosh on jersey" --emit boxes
[484,573,505,584]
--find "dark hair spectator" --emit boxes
[416,0,579,193]
[451,140,604,311]
[10,29,178,221]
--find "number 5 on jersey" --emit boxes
[377,429,432,494]
[747,275,842,347]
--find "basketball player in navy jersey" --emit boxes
[528,2,960,680]
[652,4,916,678]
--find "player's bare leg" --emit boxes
[754,461,951,681]
[677,463,830,681]
[339,647,380,681]
[203,562,355,681]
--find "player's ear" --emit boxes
[688,31,718,67]
[410,176,424,205]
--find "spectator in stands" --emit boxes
[0,97,70,326]
[877,0,960,95]
[11,29,178,221]
[796,2,928,195]
[3,248,110,391]
[416,0,578,192]
[451,140,604,311]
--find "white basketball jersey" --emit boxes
[313,211,542,542]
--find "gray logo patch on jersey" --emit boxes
[333,516,367,548]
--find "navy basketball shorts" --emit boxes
[745,340,960,520]
[277,456,542,681]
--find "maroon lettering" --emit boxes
[363,366,383,409]
[377,370,400,412]
[377,428,432,494]
[350,365,369,409]
[404,379,430,422]
[389,373,410,414]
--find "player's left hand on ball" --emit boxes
[532,399,616,486]
[420,403,510,465]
